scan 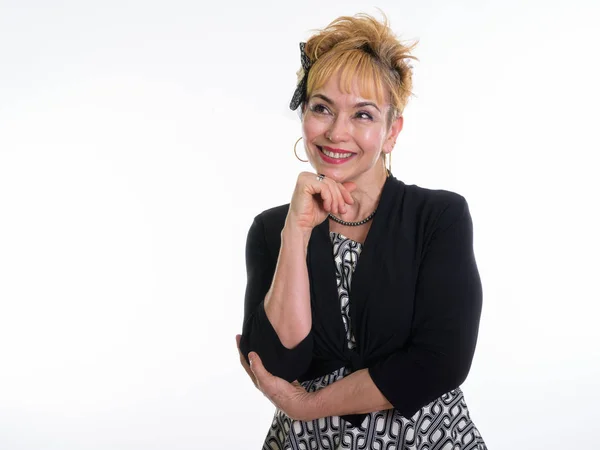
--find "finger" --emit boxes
[235,335,246,362]
[340,182,356,205]
[325,181,348,215]
[237,355,257,384]
[319,186,332,212]
[342,181,357,193]
[310,174,336,213]
[334,183,348,214]
[241,358,258,387]
[326,183,339,215]
[249,351,272,388]
[236,335,258,387]
[324,182,342,215]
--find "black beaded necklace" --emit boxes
[328,209,376,227]
[327,169,389,226]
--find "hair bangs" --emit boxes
[306,50,388,106]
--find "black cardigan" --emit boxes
[239,175,482,427]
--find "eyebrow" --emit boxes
[312,94,381,113]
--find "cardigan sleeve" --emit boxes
[239,214,313,382]
[368,196,482,418]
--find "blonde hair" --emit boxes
[302,13,417,121]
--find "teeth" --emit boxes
[322,149,353,159]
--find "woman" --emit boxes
[237,13,487,450]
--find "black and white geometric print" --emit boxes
[331,232,362,350]
[261,233,487,450]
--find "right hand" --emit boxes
[286,172,357,233]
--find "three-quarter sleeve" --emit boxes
[239,214,313,382]
[368,196,482,418]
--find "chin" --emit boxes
[311,162,354,183]
[324,170,350,184]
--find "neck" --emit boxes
[339,164,388,221]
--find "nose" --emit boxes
[326,115,350,142]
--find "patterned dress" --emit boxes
[262,232,487,450]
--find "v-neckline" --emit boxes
[308,175,405,352]
[329,231,363,246]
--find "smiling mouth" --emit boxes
[317,146,355,159]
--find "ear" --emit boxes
[383,116,404,154]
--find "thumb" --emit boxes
[248,352,265,374]
[342,181,357,192]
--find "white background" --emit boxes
[1,0,599,449]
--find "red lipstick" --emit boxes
[318,146,356,165]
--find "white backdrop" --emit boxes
[1,1,598,449]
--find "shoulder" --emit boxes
[399,180,469,231]
[247,204,290,259]
[253,203,290,234]
[403,182,467,212]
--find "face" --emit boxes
[302,74,403,184]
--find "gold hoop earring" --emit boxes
[384,152,392,175]
[294,137,308,162]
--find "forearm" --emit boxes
[264,221,312,349]
[313,369,392,417]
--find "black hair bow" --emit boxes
[289,42,311,111]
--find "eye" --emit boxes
[309,103,331,115]
[355,111,373,121]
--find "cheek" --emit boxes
[356,127,386,150]
[302,116,328,141]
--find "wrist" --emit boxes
[281,220,312,248]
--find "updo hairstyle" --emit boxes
[302,13,417,123]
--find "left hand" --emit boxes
[235,334,317,421]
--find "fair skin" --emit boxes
[237,73,404,421]
[302,76,402,242]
